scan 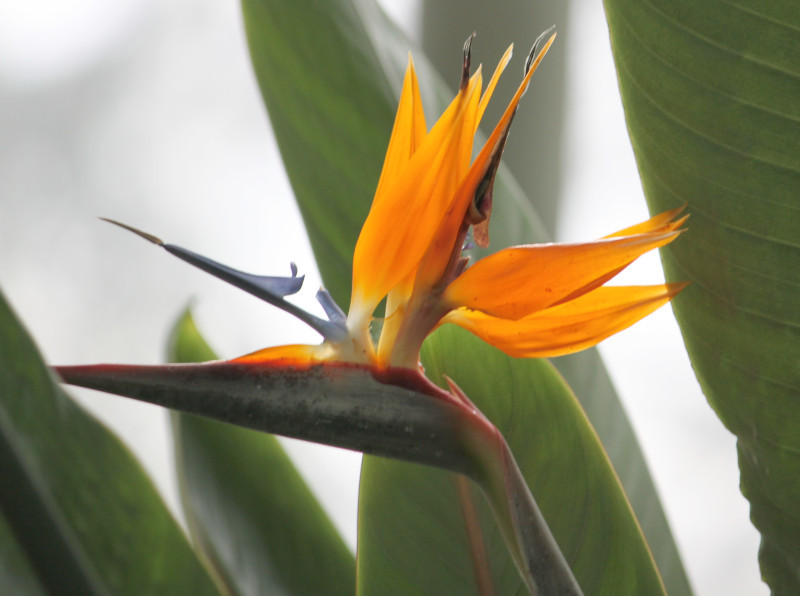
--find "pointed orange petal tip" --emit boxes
[477,44,513,124]
[665,280,691,297]
[443,30,556,253]
[350,56,483,314]
[605,205,688,238]
[443,229,682,320]
[444,283,685,359]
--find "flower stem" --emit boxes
[452,383,583,595]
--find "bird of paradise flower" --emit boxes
[58,29,684,594]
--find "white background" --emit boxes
[0,0,766,593]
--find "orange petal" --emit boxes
[350,67,483,319]
[477,44,513,126]
[232,344,332,364]
[443,283,687,358]
[443,227,682,320]
[414,35,556,290]
[604,205,687,238]
[372,56,428,205]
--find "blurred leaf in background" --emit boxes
[0,290,218,595]
[168,308,355,596]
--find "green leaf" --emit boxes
[242,0,690,591]
[359,324,665,594]
[0,288,218,596]
[0,509,46,596]
[166,309,356,596]
[603,1,800,591]
[61,327,583,591]
[241,0,394,308]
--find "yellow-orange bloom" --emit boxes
[242,31,686,369]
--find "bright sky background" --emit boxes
[0,1,766,594]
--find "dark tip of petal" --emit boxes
[525,26,557,76]
[100,217,164,246]
[461,32,476,90]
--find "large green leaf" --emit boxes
[166,309,355,595]
[603,1,800,592]
[0,288,218,596]
[242,0,690,591]
[358,325,665,594]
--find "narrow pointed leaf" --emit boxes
[242,0,690,590]
[166,309,355,595]
[0,288,218,596]
[604,0,800,590]
[359,324,665,594]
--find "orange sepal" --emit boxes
[443,283,688,358]
[372,55,427,207]
[232,343,333,365]
[443,224,683,320]
[604,205,687,238]
[476,45,513,126]
[350,67,483,317]
[414,34,556,290]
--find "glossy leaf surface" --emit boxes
[0,289,218,596]
[166,309,356,596]
[242,0,689,591]
[603,0,800,591]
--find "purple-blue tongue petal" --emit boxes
[100,218,347,341]
[161,244,303,299]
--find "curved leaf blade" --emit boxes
[242,0,690,591]
[358,325,665,594]
[0,288,218,596]
[603,0,800,591]
[166,310,356,596]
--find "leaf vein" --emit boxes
[611,1,800,173]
